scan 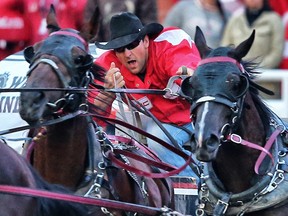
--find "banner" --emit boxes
[0,51,29,153]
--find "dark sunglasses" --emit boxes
[114,39,142,53]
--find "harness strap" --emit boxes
[227,134,274,164]
[50,31,89,51]
[213,193,232,216]
[27,58,70,88]
[254,127,283,174]
[197,56,244,73]
[0,110,85,136]
[107,135,161,162]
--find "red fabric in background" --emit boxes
[23,0,87,45]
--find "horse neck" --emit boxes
[33,116,88,190]
[239,92,267,140]
[216,92,267,192]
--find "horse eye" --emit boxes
[74,56,84,64]
[226,74,247,98]
[227,74,240,88]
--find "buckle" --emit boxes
[216,199,229,214]
[230,134,242,144]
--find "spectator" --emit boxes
[0,0,30,60]
[157,0,179,23]
[83,0,158,42]
[269,0,287,16]
[221,0,284,69]
[163,0,229,48]
[23,0,87,44]
[92,12,201,178]
[269,0,288,69]
[221,0,244,14]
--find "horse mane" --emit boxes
[241,60,273,129]
[87,63,115,118]
[89,62,106,83]
[27,164,89,216]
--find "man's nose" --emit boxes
[124,48,132,56]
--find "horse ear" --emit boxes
[180,76,194,101]
[194,26,211,59]
[46,4,61,33]
[79,6,100,42]
[233,30,255,61]
[23,46,35,63]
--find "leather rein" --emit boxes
[0,185,173,215]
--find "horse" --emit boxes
[18,5,174,215]
[0,139,89,216]
[180,26,288,216]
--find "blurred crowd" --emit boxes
[1,0,288,69]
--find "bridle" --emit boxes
[24,30,94,113]
[186,57,288,216]
[189,56,249,137]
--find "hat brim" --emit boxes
[95,23,163,50]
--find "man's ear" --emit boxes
[143,35,149,48]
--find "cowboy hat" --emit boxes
[95,12,163,50]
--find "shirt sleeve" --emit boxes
[153,28,201,77]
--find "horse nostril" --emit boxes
[33,92,45,104]
[190,133,197,152]
[205,134,220,148]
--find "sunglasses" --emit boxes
[114,39,142,53]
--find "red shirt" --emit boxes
[95,27,201,125]
[0,0,31,60]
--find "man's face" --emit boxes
[243,0,263,10]
[114,35,149,75]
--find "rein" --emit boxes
[0,108,197,178]
[0,87,169,95]
[227,126,284,174]
[0,185,174,215]
[87,113,197,178]
[0,110,85,136]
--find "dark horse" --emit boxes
[18,5,173,215]
[181,27,288,216]
[0,139,89,216]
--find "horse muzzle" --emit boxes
[191,132,220,162]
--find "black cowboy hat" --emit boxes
[95,12,163,50]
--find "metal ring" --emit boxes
[181,66,188,75]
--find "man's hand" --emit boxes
[104,62,125,89]
[175,66,194,76]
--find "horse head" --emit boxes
[181,27,256,162]
[19,5,99,125]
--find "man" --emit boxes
[92,12,200,177]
